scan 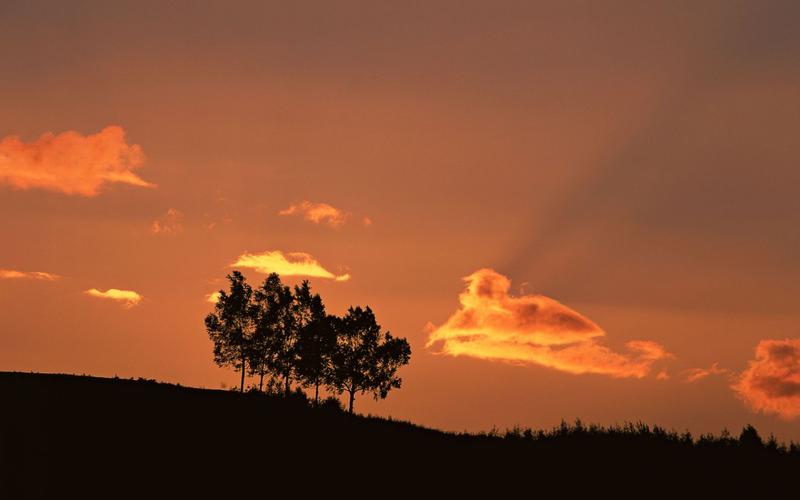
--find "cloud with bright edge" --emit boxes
[0,126,153,196]
[206,291,221,304]
[85,288,143,308]
[683,363,729,383]
[0,269,61,281]
[732,339,800,420]
[426,268,672,378]
[232,250,350,281]
[279,200,371,228]
[151,208,184,235]
[279,201,348,228]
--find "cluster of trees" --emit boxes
[204,271,411,413]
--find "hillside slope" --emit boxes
[0,372,796,497]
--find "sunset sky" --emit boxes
[2,1,800,440]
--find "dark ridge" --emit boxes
[1,371,796,498]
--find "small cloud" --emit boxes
[232,250,350,281]
[0,126,153,196]
[205,291,221,304]
[426,268,672,378]
[151,208,184,235]
[279,201,347,228]
[85,288,143,308]
[732,339,800,420]
[683,363,729,383]
[0,269,61,280]
[656,370,670,381]
[279,200,372,229]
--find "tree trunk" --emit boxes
[240,356,246,392]
[348,389,355,413]
[284,373,291,396]
[259,371,264,392]
[314,379,320,405]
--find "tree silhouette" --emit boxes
[293,281,335,404]
[205,271,255,392]
[329,306,411,413]
[204,273,412,409]
[252,273,295,395]
[249,273,282,391]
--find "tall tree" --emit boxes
[205,271,255,392]
[250,273,295,394]
[294,281,335,404]
[249,273,285,392]
[330,306,411,413]
[255,274,296,396]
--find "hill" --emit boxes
[1,371,796,498]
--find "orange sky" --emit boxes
[2,1,800,440]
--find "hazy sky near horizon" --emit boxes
[2,1,800,440]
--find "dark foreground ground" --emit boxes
[1,371,797,498]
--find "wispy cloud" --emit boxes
[683,363,729,383]
[151,208,184,235]
[732,339,800,420]
[426,268,672,378]
[232,250,350,281]
[0,269,61,281]
[279,200,372,228]
[279,201,348,228]
[0,126,153,196]
[85,288,143,308]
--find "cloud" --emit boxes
[231,250,350,281]
[205,291,221,304]
[426,268,672,378]
[151,208,184,235]
[279,201,348,228]
[683,363,729,383]
[0,269,61,281]
[732,339,800,420]
[85,288,143,308]
[279,200,372,228]
[0,126,153,196]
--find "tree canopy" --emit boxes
[204,271,411,412]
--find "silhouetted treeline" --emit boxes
[205,271,411,412]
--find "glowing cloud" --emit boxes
[85,288,143,308]
[205,291,221,304]
[0,126,153,196]
[151,208,184,235]
[426,269,671,378]
[0,269,61,281]
[279,201,348,228]
[684,363,729,383]
[231,250,350,281]
[732,339,800,420]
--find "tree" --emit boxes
[251,273,295,394]
[205,271,255,392]
[329,306,411,413]
[294,281,336,404]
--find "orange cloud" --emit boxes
[426,269,672,378]
[279,201,348,228]
[732,339,800,420]
[0,269,61,281]
[0,126,153,196]
[205,291,221,304]
[231,250,350,281]
[85,288,143,308]
[151,208,184,235]
[684,363,729,383]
